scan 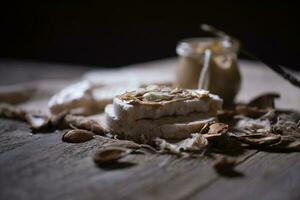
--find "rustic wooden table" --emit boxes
[0,59,299,200]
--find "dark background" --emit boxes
[1,1,299,70]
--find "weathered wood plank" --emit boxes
[0,59,300,200]
[0,118,257,200]
[188,151,300,200]
[0,119,43,153]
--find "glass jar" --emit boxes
[176,37,241,105]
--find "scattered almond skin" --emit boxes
[268,137,300,151]
[228,132,281,146]
[50,111,69,129]
[62,129,95,143]
[0,103,27,121]
[178,133,208,152]
[248,93,280,109]
[64,115,105,135]
[243,134,281,146]
[26,114,51,132]
[236,105,268,118]
[199,123,210,134]
[93,147,132,163]
[202,123,237,151]
[208,123,229,134]
[203,123,229,142]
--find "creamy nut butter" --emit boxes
[176,38,241,105]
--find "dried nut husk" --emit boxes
[248,93,280,109]
[50,111,69,128]
[155,138,181,155]
[272,114,300,138]
[155,134,208,154]
[268,136,300,151]
[229,132,281,146]
[0,103,27,121]
[199,123,210,134]
[234,118,271,133]
[208,123,229,134]
[204,123,229,141]
[62,129,95,143]
[26,113,51,131]
[93,147,132,163]
[64,114,105,134]
[236,105,268,118]
[178,133,208,152]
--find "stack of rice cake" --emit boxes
[105,85,223,142]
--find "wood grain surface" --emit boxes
[0,59,299,200]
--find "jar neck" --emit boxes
[176,37,239,58]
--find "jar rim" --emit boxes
[176,37,240,57]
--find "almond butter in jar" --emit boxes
[176,38,241,106]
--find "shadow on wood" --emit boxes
[94,161,137,170]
